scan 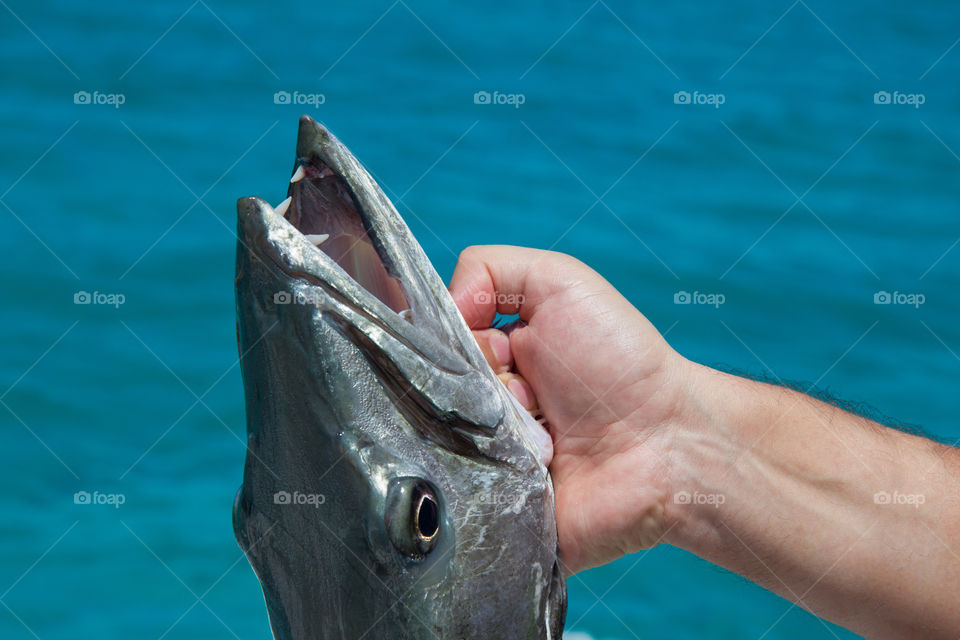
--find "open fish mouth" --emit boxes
[240,115,418,331]
[281,124,411,317]
[237,115,509,436]
[237,115,554,461]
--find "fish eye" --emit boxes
[386,478,441,559]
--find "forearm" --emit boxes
[664,362,960,639]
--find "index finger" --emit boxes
[448,245,570,329]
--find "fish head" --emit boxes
[234,116,565,640]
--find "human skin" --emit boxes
[448,245,960,640]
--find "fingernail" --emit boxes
[507,378,536,411]
[489,331,511,368]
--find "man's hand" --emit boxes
[450,244,960,640]
[449,245,688,574]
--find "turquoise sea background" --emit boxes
[2,1,959,638]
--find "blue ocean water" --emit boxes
[2,1,959,638]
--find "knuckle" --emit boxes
[457,245,485,263]
[549,250,585,271]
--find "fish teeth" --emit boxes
[304,234,329,246]
[274,196,292,216]
[290,165,306,183]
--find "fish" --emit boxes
[233,115,566,640]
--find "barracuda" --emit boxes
[233,116,566,639]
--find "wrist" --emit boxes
[658,360,761,550]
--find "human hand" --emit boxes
[449,245,691,574]
[451,246,960,638]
